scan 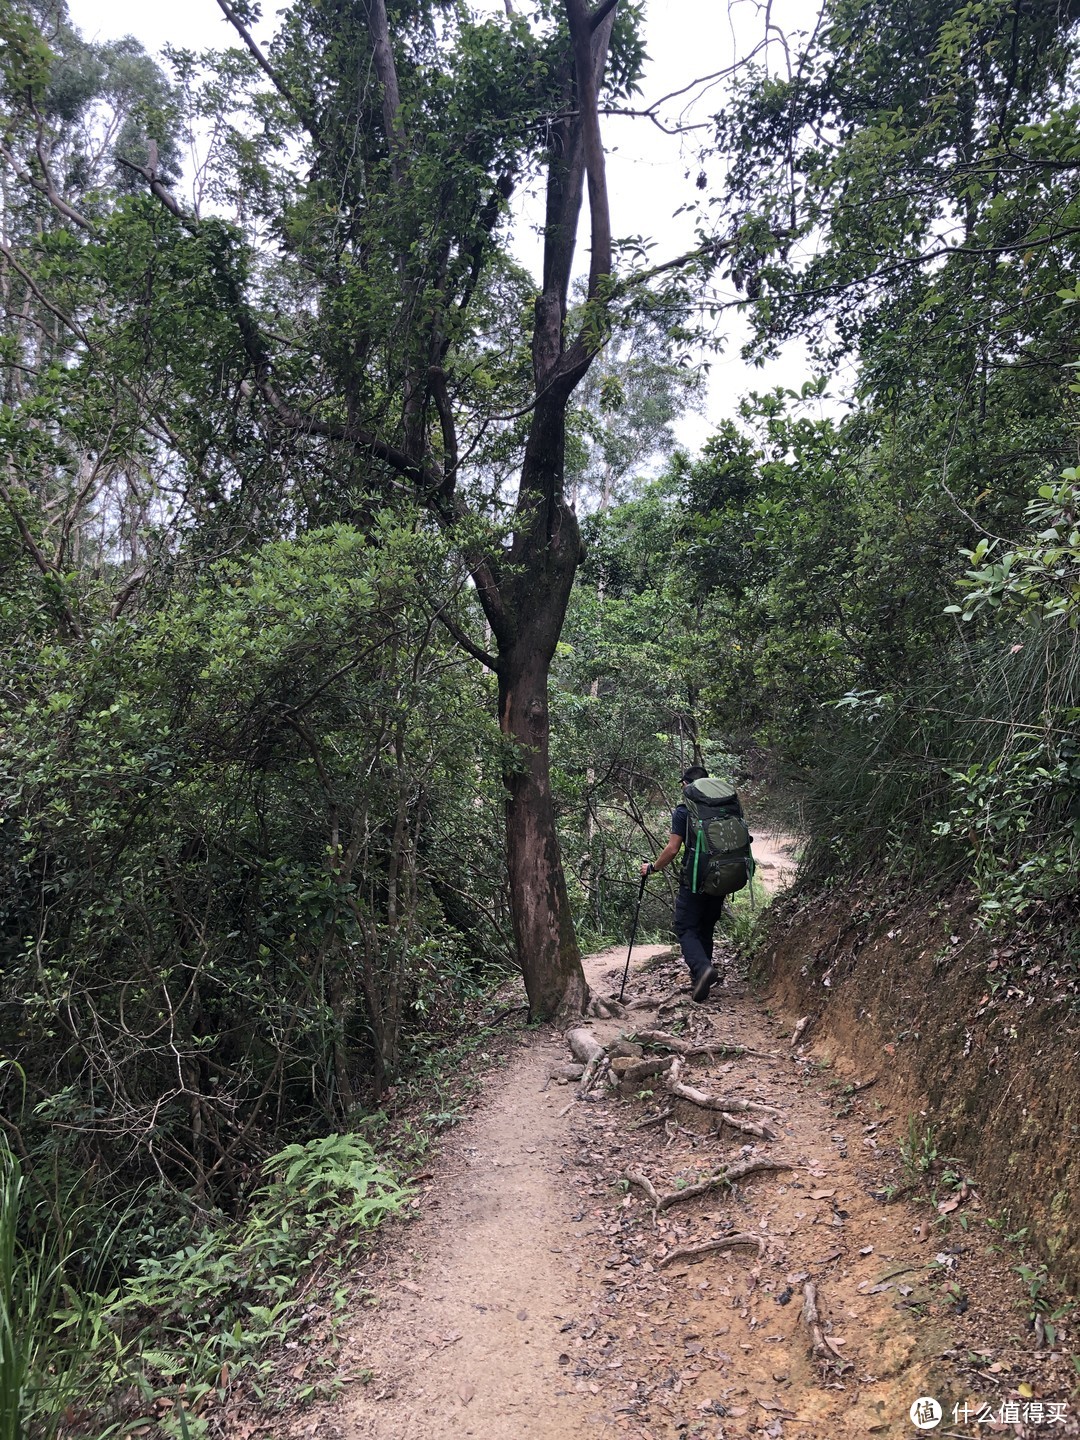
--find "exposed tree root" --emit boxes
[611,1056,675,1085]
[588,993,627,1020]
[566,1027,604,1064]
[566,1027,610,1095]
[659,1233,765,1268]
[540,1062,585,1092]
[620,1170,662,1207]
[633,1029,778,1062]
[665,1058,781,1118]
[620,1157,793,1214]
[790,1016,810,1047]
[716,1112,778,1140]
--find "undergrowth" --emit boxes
[2,1131,408,1438]
[1,980,526,1439]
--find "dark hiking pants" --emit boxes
[674,887,726,982]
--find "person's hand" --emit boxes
[640,861,654,878]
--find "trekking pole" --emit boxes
[619,870,649,1003]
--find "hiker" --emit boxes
[640,765,753,1003]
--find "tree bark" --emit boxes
[480,5,619,1021]
[497,412,588,1017]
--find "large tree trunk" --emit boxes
[499,658,586,1020]
[496,403,588,1020]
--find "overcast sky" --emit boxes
[64,0,825,451]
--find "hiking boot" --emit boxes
[691,965,718,1003]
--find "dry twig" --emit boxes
[802,1280,829,1362]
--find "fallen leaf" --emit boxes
[443,1330,463,1344]
[458,1383,475,1405]
[809,1190,836,1200]
[937,1197,960,1215]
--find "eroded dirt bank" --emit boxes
[256,928,1080,1440]
[758,884,1080,1290]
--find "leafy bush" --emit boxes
[0,517,506,1250]
[0,1130,407,1436]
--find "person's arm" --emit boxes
[641,832,682,877]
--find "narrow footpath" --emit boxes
[292,893,1078,1440]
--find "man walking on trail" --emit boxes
[641,765,751,1004]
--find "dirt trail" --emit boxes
[328,906,1077,1439]
[334,941,673,1440]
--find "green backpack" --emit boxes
[681,778,754,898]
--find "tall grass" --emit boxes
[802,620,1080,911]
[0,1128,411,1437]
[0,1138,68,1440]
[0,1139,24,1440]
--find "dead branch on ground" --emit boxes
[630,1107,673,1130]
[801,1282,851,1371]
[802,1281,829,1361]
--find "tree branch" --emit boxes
[0,469,84,639]
[0,239,91,348]
[214,0,322,143]
[429,602,498,672]
[362,0,409,182]
[0,140,94,232]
